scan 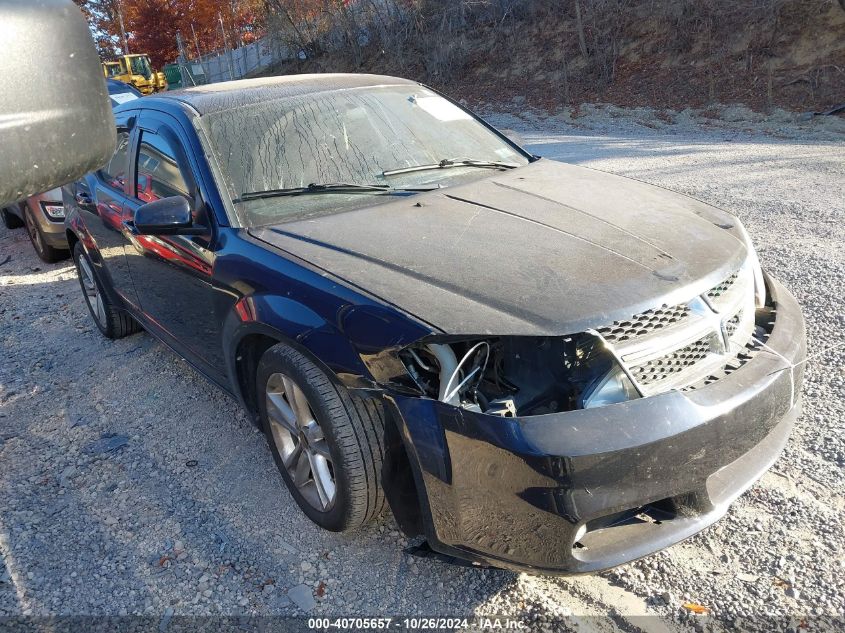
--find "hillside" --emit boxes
[257,0,845,114]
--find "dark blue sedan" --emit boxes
[63,74,805,574]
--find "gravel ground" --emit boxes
[1,110,843,631]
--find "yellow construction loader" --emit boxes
[103,54,167,94]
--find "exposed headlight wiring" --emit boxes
[401,335,617,417]
[440,340,490,404]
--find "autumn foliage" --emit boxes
[74,0,263,68]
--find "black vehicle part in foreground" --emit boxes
[0,0,115,207]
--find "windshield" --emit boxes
[198,85,529,227]
[129,56,152,78]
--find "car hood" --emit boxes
[250,159,748,336]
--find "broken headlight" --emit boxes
[397,334,634,417]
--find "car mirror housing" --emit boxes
[134,196,195,235]
[0,0,116,207]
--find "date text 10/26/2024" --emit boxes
[308,618,529,630]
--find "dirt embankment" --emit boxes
[259,0,845,115]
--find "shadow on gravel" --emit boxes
[0,239,519,616]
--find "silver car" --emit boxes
[1,188,68,262]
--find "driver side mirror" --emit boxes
[134,196,197,235]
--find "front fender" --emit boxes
[213,230,436,422]
[222,293,367,390]
[223,295,433,394]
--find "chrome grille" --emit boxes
[724,310,742,338]
[596,263,757,397]
[707,272,738,300]
[630,336,714,385]
[596,304,691,344]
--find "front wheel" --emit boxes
[23,206,66,263]
[73,241,140,339]
[257,343,387,531]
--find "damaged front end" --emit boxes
[403,334,632,417]
[378,259,763,419]
[362,263,805,574]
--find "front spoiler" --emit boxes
[383,276,805,574]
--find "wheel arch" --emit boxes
[228,321,363,423]
[65,213,98,261]
[65,227,80,255]
[232,329,283,422]
[221,283,435,534]
[228,321,426,537]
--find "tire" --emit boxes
[72,241,140,339]
[23,206,67,263]
[257,343,387,532]
[1,206,24,229]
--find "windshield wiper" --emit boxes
[382,158,520,177]
[237,182,443,202]
[237,183,390,202]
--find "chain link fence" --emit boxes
[175,35,293,88]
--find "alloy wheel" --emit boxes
[265,372,336,511]
[77,255,107,327]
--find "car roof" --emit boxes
[149,73,419,116]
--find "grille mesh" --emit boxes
[707,272,739,301]
[724,310,742,338]
[596,304,691,344]
[630,337,713,385]
[594,267,754,393]
[683,339,763,391]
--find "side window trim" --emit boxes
[135,126,195,202]
[140,109,229,230]
[134,118,212,233]
[136,110,220,236]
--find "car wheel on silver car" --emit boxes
[23,205,65,263]
[256,343,387,531]
[72,242,141,339]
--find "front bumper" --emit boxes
[385,276,805,574]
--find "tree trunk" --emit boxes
[574,0,589,59]
[561,50,570,103]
